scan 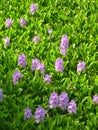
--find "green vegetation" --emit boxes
[0,0,98,129]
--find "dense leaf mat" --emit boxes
[0,0,98,130]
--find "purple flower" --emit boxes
[44,74,51,84]
[34,106,46,123]
[77,61,86,73]
[31,58,40,71]
[5,18,12,28]
[24,108,32,119]
[49,92,58,108]
[20,18,26,27]
[32,36,40,43]
[60,48,66,56]
[12,70,23,84]
[37,63,45,74]
[59,92,69,110]
[30,3,38,14]
[55,58,64,72]
[60,35,69,49]
[68,100,77,114]
[48,28,52,35]
[59,34,69,56]
[31,59,45,74]
[3,37,10,47]
[18,54,26,68]
[93,95,98,104]
[0,89,3,102]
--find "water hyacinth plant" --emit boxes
[48,28,53,35]
[5,18,12,28]
[67,100,77,114]
[32,36,40,43]
[93,95,98,104]
[43,74,51,84]
[59,34,69,56]
[12,70,23,84]
[18,54,26,68]
[77,61,86,73]
[31,58,40,71]
[3,37,10,47]
[49,92,58,108]
[30,3,38,14]
[20,18,26,27]
[55,58,64,72]
[34,106,46,123]
[24,108,32,120]
[0,0,98,129]
[59,92,69,110]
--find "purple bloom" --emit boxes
[60,48,66,56]
[49,92,58,108]
[31,58,40,71]
[20,18,26,27]
[30,3,38,14]
[37,63,45,74]
[12,70,23,84]
[34,106,46,123]
[44,74,51,84]
[3,37,10,47]
[48,28,52,35]
[68,100,77,114]
[5,18,12,28]
[18,54,26,68]
[31,59,45,74]
[32,36,40,43]
[77,61,86,73]
[60,35,69,49]
[59,92,69,110]
[55,58,64,72]
[93,95,98,104]
[59,34,69,56]
[0,89,3,102]
[24,108,32,119]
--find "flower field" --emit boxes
[0,0,98,130]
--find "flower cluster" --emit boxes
[12,70,23,84]
[31,58,45,74]
[34,106,46,123]
[24,91,77,123]
[68,100,77,114]
[31,58,40,71]
[49,92,58,108]
[49,92,77,114]
[3,37,10,47]
[59,92,69,110]
[24,108,32,119]
[30,3,38,14]
[37,63,45,74]
[18,54,26,68]
[5,18,12,28]
[24,106,46,123]
[77,61,86,73]
[32,36,40,43]
[31,58,51,84]
[59,34,69,56]
[20,18,26,27]
[93,95,98,104]
[0,89,3,102]
[43,74,51,84]
[55,58,64,72]
[48,28,52,35]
